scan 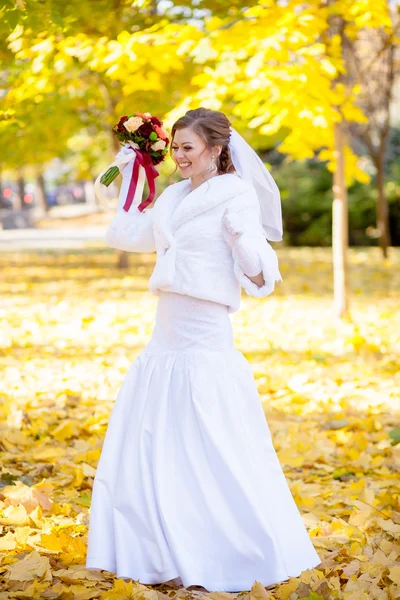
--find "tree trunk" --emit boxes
[117,251,129,268]
[16,168,26,210]
[35,171,50,213]
[332,121,349,318]
[375,149,391,258]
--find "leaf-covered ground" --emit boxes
[0,247,399,600]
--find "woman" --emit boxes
[85,108,321,592]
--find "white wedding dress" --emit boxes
[86,290,321,591]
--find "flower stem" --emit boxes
[100,166,120,187]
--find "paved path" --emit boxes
[0,227,108,250]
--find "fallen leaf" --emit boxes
[5,550,52,582]
[388,566,400,585]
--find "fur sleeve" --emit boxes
[222,188,282,297]
[105,207,155,253]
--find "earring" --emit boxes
[208,154,218,174]
[202,155,218,180]
[209,160,218,174]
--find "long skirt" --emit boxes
[85,291,321,591]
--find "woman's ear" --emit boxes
[213,145,222,157]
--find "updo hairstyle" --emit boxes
[170,107,235,175]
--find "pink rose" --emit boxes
[124,116,143,133]
[151,139,166,151]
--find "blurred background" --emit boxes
[0,0,399,250]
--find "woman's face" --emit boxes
[171,128,219,179]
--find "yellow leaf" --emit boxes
[74,448,101,465]
[342,560,360,578]
[28,504,43,527]
[6,580,50,597]
[378,539,394,555]
[249,581,271,600]
[277,450,304,467]
[74,466,85,487]
[388,566,400,584]
[274,578,301,600]
[0,532,16,551]
[100,578,134,599]
[2,480,53,513]
[81,462,97,477]
[40,532,64,553]
[0,504,29,526]
[61,535,87,564]
[53,566,104,583]
[52,420,76,441]
[208,594,235,600]
[33,445,66,461]
[40,530,87,564]
[5,550,52,582]
[376,518,400,536]
[14,525,33,546]
[369,548,390,566]
[66,585,102,600]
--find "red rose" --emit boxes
[116,116,128,132]
[138,122,155,137]
[151,155,164,165]
[150,116,162,127]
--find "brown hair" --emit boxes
[170,107,235,176]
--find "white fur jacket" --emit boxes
[105,173,282,313]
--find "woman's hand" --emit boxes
[247,272,265,287]
[115,146,136,180]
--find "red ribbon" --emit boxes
[122,148,159,213]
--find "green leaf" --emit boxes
[389,427,400,446]
[0,472,18,488]
[51,5,64,28]
[332,468,355,480]
[74,493,92,507]
[4,7,20,31]
[149,131,158,141]
[19,475,34,486]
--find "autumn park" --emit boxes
[1,0,400,599]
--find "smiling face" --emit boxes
[171,127,220,179]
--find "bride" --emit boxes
[85,107,321,592]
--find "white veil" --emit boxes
[229,127,283,242]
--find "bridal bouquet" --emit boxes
[95,111,170,212]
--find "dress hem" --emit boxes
[85,556,322,592]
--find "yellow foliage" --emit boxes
[40,530,87,564]
[164,0,396,184]
[0,248,399,600]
